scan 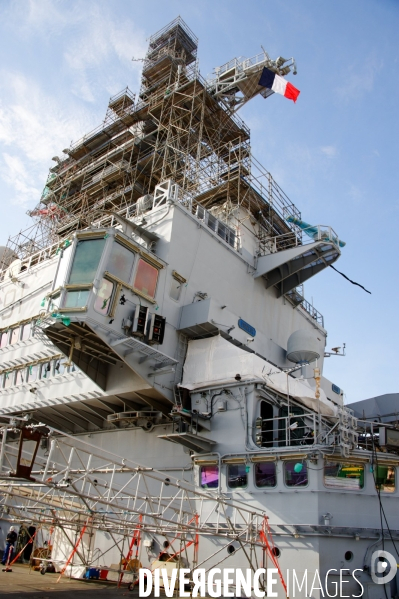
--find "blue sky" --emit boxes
[0,0,398,403]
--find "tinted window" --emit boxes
[69,238,106,284]
[255,462,277,488]
[200,465,219,489]
[284,460,308,487]
[134,259,158,298]
[324,462,364,490]
[228,464,248,489]
[108,243,134,283]
[375,465,395,493]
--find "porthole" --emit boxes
[345,551,353,562]
[272,547,281,558]
[227,545,235,555]
[163,540,170,549]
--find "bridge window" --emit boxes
[21,322,32,341]
[0,331,8,348]
[3,372,13,389]
[227,464,248,489]
[374,465,395,493]
[324,461,364,490]
[255,462,277,488]
[170,278,182,301]
[63,289,90,309]
[54,360,68,375]
[94,279,114,315]
[108,242,135,283]
[200,465,219,489]
[15,369,26,385]
[134,259,159,298]
[40,362,53,380]
[10,327,20,345]
[69,238,106,284]
[27,364,38,382]
[284,460,308,487]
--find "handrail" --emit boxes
[258,413,317,449]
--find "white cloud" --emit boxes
[63,12,146,102]
[0,1,148,206]
[347,184,362,203]
[0,153,40,205]
[0,70,98,206]
[335,54,382,102]
[10,0,147,103]
[320,145,337,157]
[63,13,146,102]
[0,71,96,162]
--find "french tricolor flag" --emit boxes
[259,67,300,103]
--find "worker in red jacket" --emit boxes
[1,526,18,566]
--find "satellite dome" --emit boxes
[287,329,322,364]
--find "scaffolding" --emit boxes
[1,16,302,275]
[0,422,285,591]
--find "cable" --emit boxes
[371,441,399,558]
[370,434,398,599]
[371,446,389,599]
[330,265,371,294]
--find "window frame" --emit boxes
[132,258,160,300]
[106,241,136,285]
[54,359,68,376]
[254,461,277,489]
[374,464,396,494]
[21,321,32,342]
[199,464,219,489]
[15,368,27,386]
[9,326,21,345]
[93,278,115,316]
[3,371,14,389]
[0,330,10,348]
[40,361,53,380]
[323,461,365,491]
[169,277,182,302]
[227,463,249,490]
[283,460,309,488]
[67,236,106,286]
[27,364,39,383]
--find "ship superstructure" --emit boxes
[0,18,398,599]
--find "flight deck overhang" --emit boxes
[254,240,341,297]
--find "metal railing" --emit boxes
[257,413,317,448]
[299,299,324,327]
[209,52,295,81]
